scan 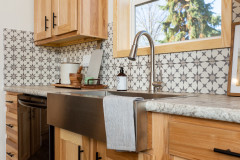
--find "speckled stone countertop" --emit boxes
[4,86,240,123]
[4,86,80,97]
[146,94,240,123]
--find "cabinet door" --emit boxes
[55,128,90,160]
[96,141,107,160]
[18,105,31,160]
[169,155,188,160]
[52,0,78,36]
[30,108,41,156]
[34,0,52,41]
[60,140,79,160]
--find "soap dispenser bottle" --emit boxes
[117,67,127,91]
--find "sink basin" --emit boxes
[47,90,177,152]
[71,90,177,99]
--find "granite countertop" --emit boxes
[146,95,240,123]
[4,86,81,97]
[4,86,240,123]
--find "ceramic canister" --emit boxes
[60,63,80,84]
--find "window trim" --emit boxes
[113,0,232,58]
[130,0,159,45]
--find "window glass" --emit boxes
[135,0,221,47]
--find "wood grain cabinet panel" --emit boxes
[169,155,188,160]
[34,0,52,41]
[6,142,18,160]
[169,121,240,160]
[55,128,91,160]
[18,104,31,160]
[52,0,78,36]
[34,0,108,47]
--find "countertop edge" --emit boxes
[146,101,240,123]
[4,87,48,97]
[4,86,240,124]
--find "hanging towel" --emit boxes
[103,95,144,151]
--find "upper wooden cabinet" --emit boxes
[52,0,78,36]
[34,0,108,47]
[34,0,52,41]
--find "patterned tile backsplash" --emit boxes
[3,23,230,95]
[4,0,240,95]
[3,29,60,86]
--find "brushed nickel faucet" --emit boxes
[128,31,161,93]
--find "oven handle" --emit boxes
[18,99,47,109]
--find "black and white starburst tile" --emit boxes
[196,50,212,62]
[159,53,171,64]
[211,48,228,61]
[183,63,198,93]
[3,28,60,86]
[171,52,182,64]
[198,61,218,94]
[171,64,184,92]
[172,77,184,93]
[233,0,240,22]
[182,51,197,63]
[3,23,231,95]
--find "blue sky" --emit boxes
[205,0,221,16]
[135,0,222,46]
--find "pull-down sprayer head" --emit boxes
[128,31,157,92]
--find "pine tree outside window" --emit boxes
[132,0,222,47]
[113,0,231,58]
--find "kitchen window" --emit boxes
[113,0,231,58]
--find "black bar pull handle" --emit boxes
[6,124,14,128]
[6,101,13,104]
[78,146,84,160]
[6,152,14,157]
[214,148,240,158]
[45,16,49,31]
[53,12,57,28]
[96,152,102,160]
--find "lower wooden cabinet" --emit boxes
[55,127,91,160]
[55,128,155,160]
[5,92,26,160]
[168,115,240,160]
[55,112,240,160]
[169,156,187,160]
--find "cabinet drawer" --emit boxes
[6,126,18,144]
[6,139,18,160]
[6,94,18,110]
[169,122,240,160]
[6,111,17,122]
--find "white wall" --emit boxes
[0,0,34,159]
[0,0,112,159]
[109,0,113,23]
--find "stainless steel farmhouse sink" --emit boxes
[47,90,177,152]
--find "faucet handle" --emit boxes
[152,81,162,88]
[152,82,162,92]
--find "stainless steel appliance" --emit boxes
[47,90,177,152]
[18,95,54,160]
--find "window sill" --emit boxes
[114,36,231,58]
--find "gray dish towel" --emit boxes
[103,95,144,151]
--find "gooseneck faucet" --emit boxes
[128,31,161,93]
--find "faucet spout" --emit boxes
[128,31,157,93]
